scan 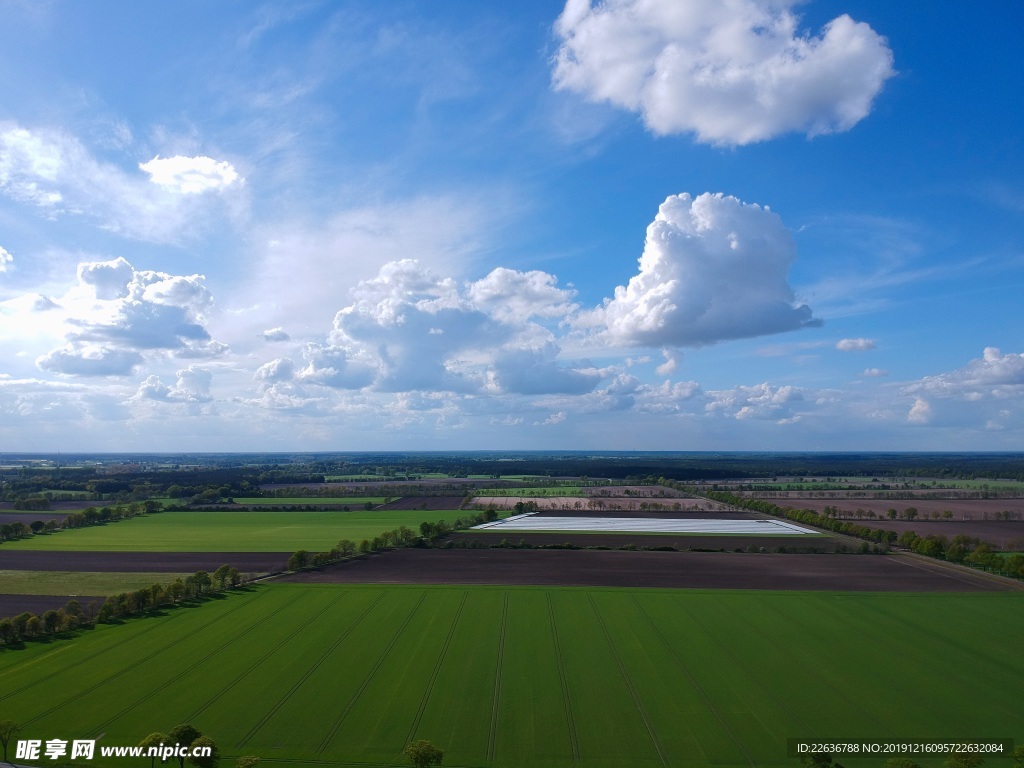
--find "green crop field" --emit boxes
[1,584,1020,768]
[2,510,465,552]
[0,571,194,596]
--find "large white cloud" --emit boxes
[258,259,596,397]
[139,155,241,194]
[0,122,244,242]
[584,192,816,347]
[36,257,225,377]
[905,347,1024,401]
[552,0,895,145]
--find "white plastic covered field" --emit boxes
[472,514,817,535]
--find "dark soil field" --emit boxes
[278,548,1013,591]
[0,593,106,616]
[447,531,839,550]
[0,501,92,512]
[375,495,465,510]
[0,551,290,572]
[763,496,1024,520]
[0,511,69,524]
[846,519,1024,550]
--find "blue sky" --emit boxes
[1,0,1022,452]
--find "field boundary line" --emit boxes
[0,588,267,704]
[237,591,388,748]
[634,595,754,767]
[21,589,271,728]
[401,591,468,750]
[681,594,886,734]
[485,592,508,764]
[587,594,668,767]
[695,595,814,736]
[890,552,1024,591]
[546,593,579,764]
[92,590,309,733]
[315,591,429,755]
[187,591,346,721]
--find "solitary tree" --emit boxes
[235,757,260,768]
[139,732,170,768]
[0,720,20,763]
[1012,745,1024,768]
[404,740,443,768]
[213,565,232,590]
[188,735,220,768]
[169,724,203,768]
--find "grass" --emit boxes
[1,510,466,552]
[0,584,1021,767]
[0,571,195,596]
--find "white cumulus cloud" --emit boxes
[36,257,225,376]
[139,155,241,194]
[836,337,876,351]
[0,122,245,242]
[261,327,291,342]
[0,246,12,273]
[552,0,895,145]
[584,192,816,348]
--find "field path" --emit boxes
[315,591,429,754]
[236,591,387,748]
[588,594,668,766]
[21,589,271,728]
[186,591,346,722]
[402,591,469,749]
[92,590,302,733]
[630,595,754,766]
[485,592,508,764]
[546,593,580,764]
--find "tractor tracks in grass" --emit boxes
[21,589,271,728]
[92,591,310,733]
[485,592,508,764]
[0,589,264,706]
[546,592,580,765]
[237,591,388,749]
[315,591,429,755]
[588,594,668,767]
[402,592,468,751]
[634,595,754,768]
[186,591,347,723]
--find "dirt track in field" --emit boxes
[0,551,290,573]
[277,548,1013,591]
[446,531,839,550]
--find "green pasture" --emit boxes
[1,510,464,552]
[474,486,584,497]
[1,584,1020,767]
[0,570,194,596]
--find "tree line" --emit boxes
[684,486,1024,580]
[0,565,245,649]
